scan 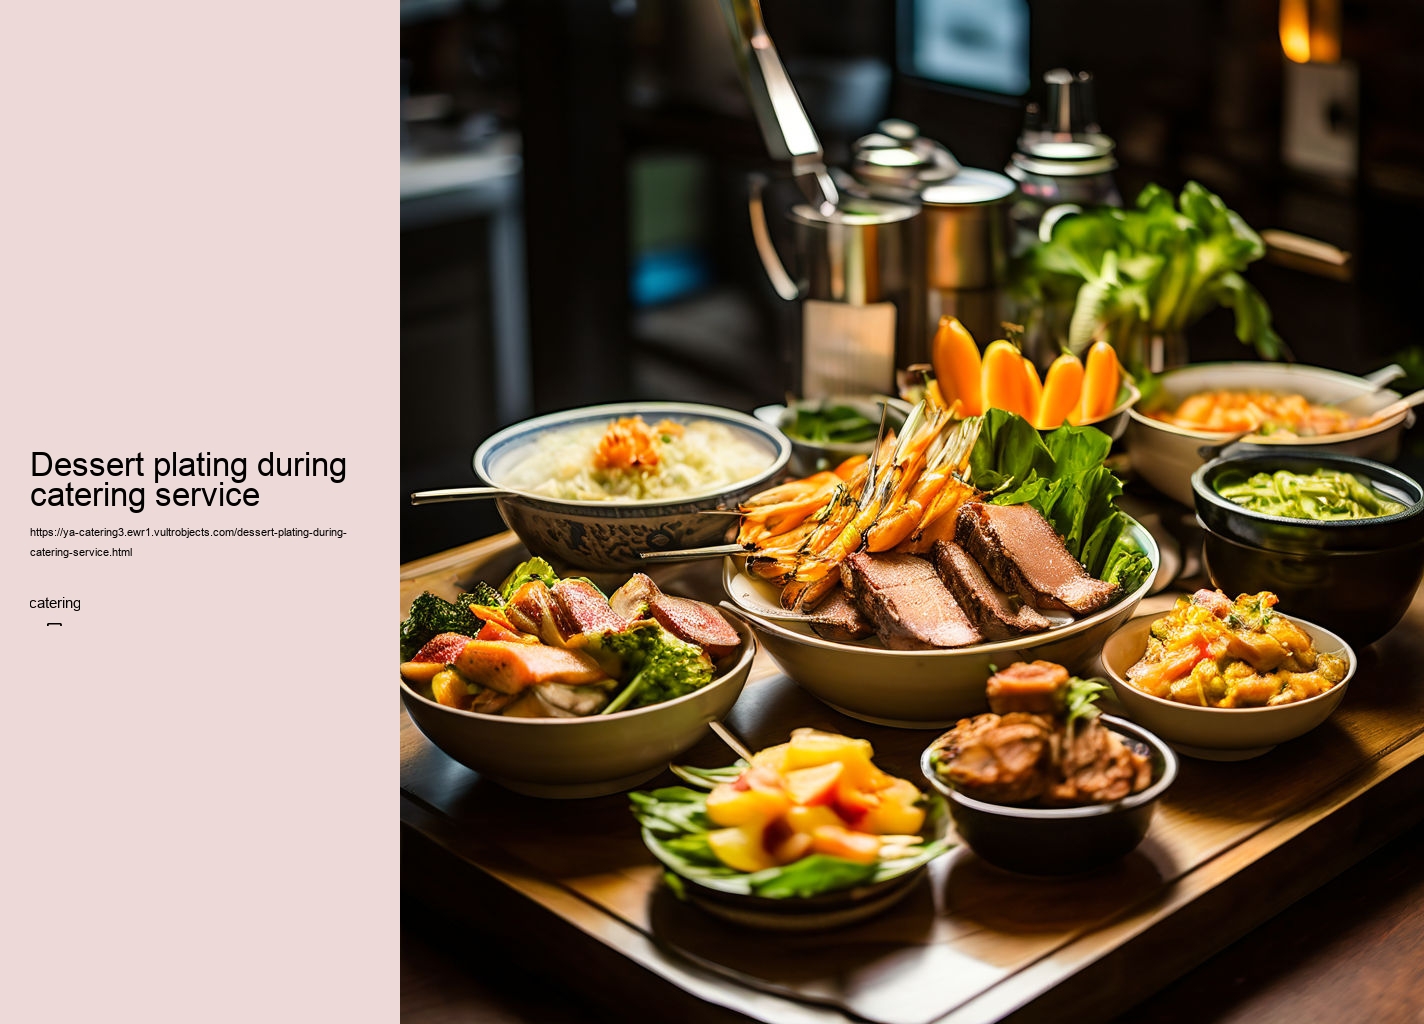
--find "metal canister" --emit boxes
[750,178,923,397]
[1006,69,1123,251]
[851,121,1017,361]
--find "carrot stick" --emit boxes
[1035,352,1085,429]
[981,340,1031,418]
[1071,341,1121,424]
[931,316,983,416]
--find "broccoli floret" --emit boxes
[465,581,505,608]
[594,622,713,715]
[399,592,485,660]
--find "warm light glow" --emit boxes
[1310,0,1341,63]
[1280,0,1313,63]
[1280,0,1341,64]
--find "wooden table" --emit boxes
[399,529,1424,1024]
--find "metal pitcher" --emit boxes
[749,176,922,397]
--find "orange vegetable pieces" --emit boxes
[981,340,1033,418]
[477,620,537,644]
[452,640,609,695]
[1072,341,1122,424]
[430,668,471,710]
[1036,352,1085,429]
[931,315,984,416]
[398,661,445,686]
[809,825,882,865]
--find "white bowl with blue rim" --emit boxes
[471,402,791,571]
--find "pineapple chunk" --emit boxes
[706,783,791,827]
[785,805,842,834]
[783,762,844,805]
[783,729,874,772]
[749,742,791,773]
[858,779,925,836]
[707,824,776,873]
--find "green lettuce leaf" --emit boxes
[969,409,1152,594]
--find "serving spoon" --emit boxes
[409,486,513,505]
[1353,387,1424,429]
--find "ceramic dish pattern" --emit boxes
[472,402,791,570]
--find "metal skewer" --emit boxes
[707,720,753,762]
[637,543,747,563]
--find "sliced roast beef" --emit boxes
[608,572,741,658]
[551,579,627,636]
[806,585,876,643]
[931,540,1052,640]
[647,593,741,658]
[954,502,1119,616]
[839,551,982,650]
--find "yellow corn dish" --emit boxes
[1126,590,1347,708]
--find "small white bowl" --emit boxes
[722,519,1159,728]
[400,616,757,798]
[755,396,911,477]
[1100,612,1356,761]
[1126,362,1409,505]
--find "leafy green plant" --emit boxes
[1018,182,1283,365]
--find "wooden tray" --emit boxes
[400,533,1424,1024]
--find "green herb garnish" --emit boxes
[1063,676,1111,736]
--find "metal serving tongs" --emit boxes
[717,0,838,216]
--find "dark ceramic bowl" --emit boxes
[1193,451,1424,554]
[919,716,1177,876]
[1197,526,1423,646]
[1192,452,1424,645]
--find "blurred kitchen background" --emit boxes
[401,0,1424,560]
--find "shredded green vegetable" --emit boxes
[1214,468,1407,520]
[784,403,881,444]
